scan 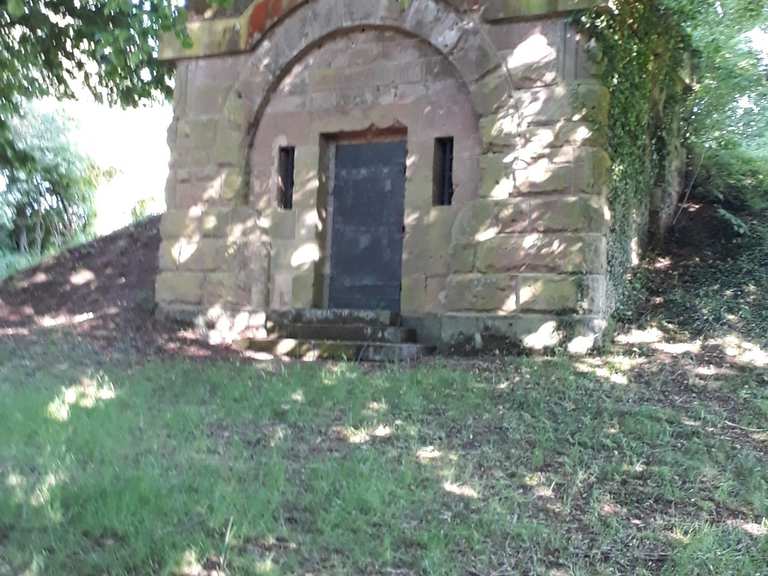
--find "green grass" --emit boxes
[1,338,766,575]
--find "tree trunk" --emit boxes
[34,214,43,255]
[17,224,28,254]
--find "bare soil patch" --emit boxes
[0,217,238,360]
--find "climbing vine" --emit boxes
[577,1,690,309]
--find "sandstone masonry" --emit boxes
[157,0,624,352]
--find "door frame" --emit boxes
[314,127,408,310]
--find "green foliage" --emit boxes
[579,0,768,306]
[0,105,101,256]
[0,1,183,168]
[578,1,689,304]
[661,213,768,346]
[664,0,768,150]
[665,1,768,231]
[0,251,41,280]
[693,147,768,213]
[130,199,152,224]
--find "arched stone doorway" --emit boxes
[249,27,482,313]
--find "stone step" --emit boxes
[241,338,433,362]
[267,308,398,327]
[270,323,417,343]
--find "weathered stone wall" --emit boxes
[157,0,612,351]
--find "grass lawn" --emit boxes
[1,335,766,575]
[1,208,767,575]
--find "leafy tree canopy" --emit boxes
[0,0,189,168]
[0,104,104,255]
[664,0,768,150]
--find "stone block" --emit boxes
[159,17,243,60]
[566,316,609,354]
[500,30,560,89]
[496,198,531,232]
[226,208,262,244]
[451,198,529,243]
[425,275,448,313]
[164,175,177,208]
[479,147,610,197]
[404,176,435,212]
[401,274,427,314]
[474,233,606,274]
[482,0,608,21]
[572,147,611,193]
[292,268,316,308]
[449,23,498,83]
[172,178,219,209]
[158,238,227,272]
[517,315,565,350]
[484,17,564,52]
[185,57,241,116]
[440,313,566,351]
[445,273,518,312]
[528,196,607,232]
[269,240,297,273]
[223,89,249,127]
[510,83,610,128]
[517,275,582,312]
[400,314,443,347]
[156,272,204,305]
[213,125,245,165]
[452,200,497,243]
[176,118,218,160]
[161,208,234,239]
[266,209,296,241]
[583,274,608,314]
[470,65,510,115]
[221,168,245,201]
[449,243,476,273]
[479,153,571,197]
[403,208,457,276]
[405,0,464,54]
[480,116,606,152]
[160,211,197,239]
[203,272,249,307]
[173,62,189,117]
[440,313,483,346]
[270,270,293,310]
[343,0,402,29]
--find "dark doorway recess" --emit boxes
[328,139,407,312]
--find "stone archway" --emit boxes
[247,25,483,311]
[222,0,507,178]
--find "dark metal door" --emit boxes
[328,140,407,311]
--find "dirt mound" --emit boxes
[0,216,230,359]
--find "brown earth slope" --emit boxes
[0,216,231,359]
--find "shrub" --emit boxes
[0,250,39,280]
[691,147,768,213]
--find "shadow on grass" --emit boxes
[1,332,766,575]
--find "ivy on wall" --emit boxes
[577,1,689,310]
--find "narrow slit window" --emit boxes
[277,146,295,210]
[433,137,454,206]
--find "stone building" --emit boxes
[156,0,677,354]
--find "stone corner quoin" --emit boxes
[154,0,646,353]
